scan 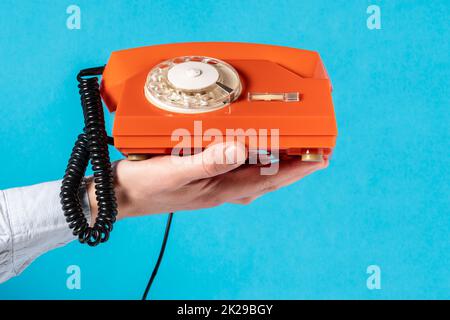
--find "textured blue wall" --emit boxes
[0,0,448,299]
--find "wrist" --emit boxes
[86,171,132,223]
[86,179,98,224]
[114,181,132,219]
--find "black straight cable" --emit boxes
[142,212,174,300]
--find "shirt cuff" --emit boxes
[1,179,91,281]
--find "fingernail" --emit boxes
[225,143,246,164]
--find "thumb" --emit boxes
[175,141,247,182]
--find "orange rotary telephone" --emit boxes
[60,42,337,298]
[101,42,337,160]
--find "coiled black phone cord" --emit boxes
[60,66,174,298]
[60,66,117,246]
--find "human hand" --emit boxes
[87,142,328,220]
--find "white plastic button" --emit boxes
[186,68,202,78]
[168,61,219,91]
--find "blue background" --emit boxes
[0,0,448,299]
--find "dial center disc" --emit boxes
[167,61,219,91]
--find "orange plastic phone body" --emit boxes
[100,42,337,159]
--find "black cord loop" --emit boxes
[60,66,118,246]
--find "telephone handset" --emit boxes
[60,42,337,298]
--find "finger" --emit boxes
[208,158,327,202]
[228,195,261,205]
[117,142,246,190]
[170,141,248,183]
[234,159,329,200]
[276,159,329,189]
